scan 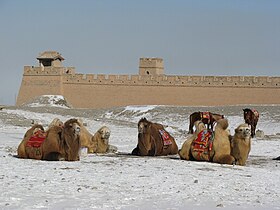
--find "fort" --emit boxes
[16,51,280,109]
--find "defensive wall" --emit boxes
[16,52,280,109]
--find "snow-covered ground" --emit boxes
[1,97,280,209]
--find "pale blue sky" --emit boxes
[0,0,279,105]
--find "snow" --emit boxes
[1,99,280,209]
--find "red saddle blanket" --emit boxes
[201,112,210,120]
[252,109,259,118]
[26,130,47,148]
[159,129,172,146]
[191,129,214,161]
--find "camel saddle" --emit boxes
[159,129,172,146]
[252,109,259,118]
[26,130,47,148]
[200,112,211,123]
[191,129,214,161]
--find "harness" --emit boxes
[200,112,211,124]
[191,129,214,161]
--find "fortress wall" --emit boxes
[16,66,280,108]
[16,66,67,105]
[62,73,280,88]
[62,81,280,109]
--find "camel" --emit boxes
[179,119,235,165]
[230,123,252,166]
[131,118,178,156]
[188,111,224,134]
[17,118,81,161]
[243,108,259,137]
[79,123,117,153]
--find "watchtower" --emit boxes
[37,51,64,67]
[139,58,164,76]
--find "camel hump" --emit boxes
[216,118,228,130]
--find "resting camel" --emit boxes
[230,123,252,166]
[17,118,81,161]
[188,111,224,134]
[179,119,235,165]
[79,122,117,153]
[243,108,259,137]
[131,118,178,156]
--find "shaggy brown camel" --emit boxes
[131,118,178,156]
[17,118,81,161]
[230,123,252,166]
[180,119,235,165]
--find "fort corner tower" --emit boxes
[16,51,75,106]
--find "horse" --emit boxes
[243,108,259,137]
[188,111,224,134]
[17,118,81,161]
[131,118,178,156]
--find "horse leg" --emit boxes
[251,125,255,137]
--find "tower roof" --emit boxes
[37,51,64,60]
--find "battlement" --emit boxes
[23,66,76,75]
[63,73,280,88]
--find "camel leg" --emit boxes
[213,154,235,165]
[17,142,27,158]
[178,139,192,160]
[131,146,140,155]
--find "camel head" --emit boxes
[138,118,151,134]
[98,126,111,144]
[235,123,251,139]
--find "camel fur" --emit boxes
[131,118,178,156]
[17,118,81,161]
[230,123,252,166]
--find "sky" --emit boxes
[0,0,280,105]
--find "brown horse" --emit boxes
[243,108,259,137]
[17,118,81,161]
[131,118,178,156]
[188,112,224,134]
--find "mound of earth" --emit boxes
[22,95,72,108]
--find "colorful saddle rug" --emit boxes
[159,129,172,146]
[191,129,214,161]
[252,109,259,118]
[200,112,211,123]
[26,130,47,148]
